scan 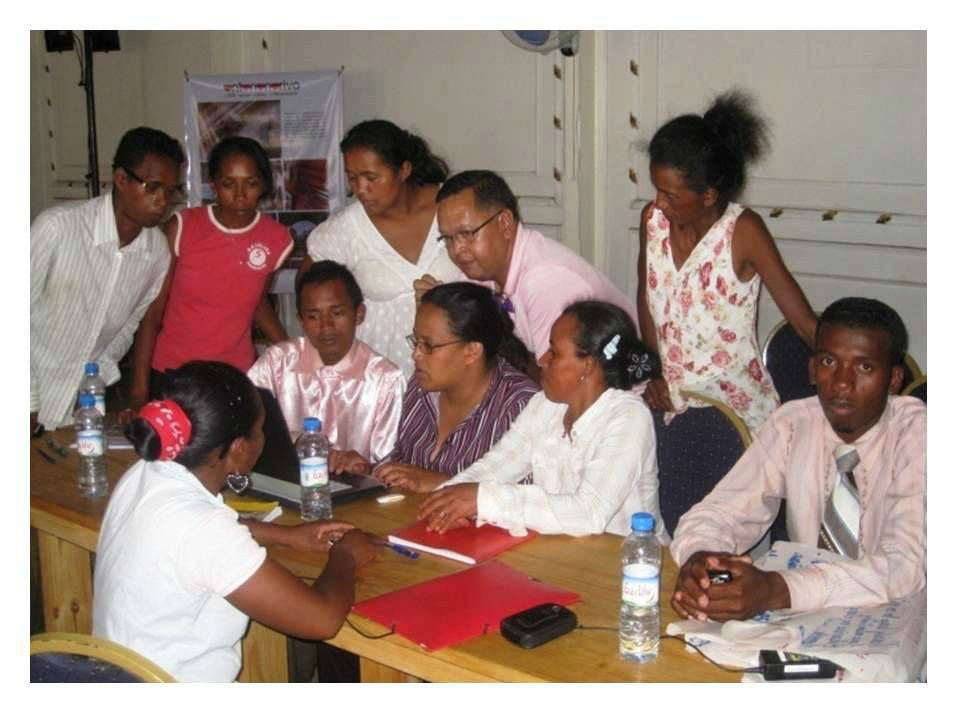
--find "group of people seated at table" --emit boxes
[30,89,926,682]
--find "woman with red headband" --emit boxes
[92,361,381,682]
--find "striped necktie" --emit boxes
[818,444,862,559]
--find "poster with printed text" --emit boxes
[184,70,345,265]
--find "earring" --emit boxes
[225,471,251,494]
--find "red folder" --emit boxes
[387,519,537,564]
[352,560,580,652]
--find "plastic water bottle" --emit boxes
[74,392,107,498]
[620,511,661,662]
[78,362,106,418]
[297,417,331,520]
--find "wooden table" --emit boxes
[30,430,738,683]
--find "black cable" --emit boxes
[344,617,395,640]
[575,625,760,674]
[72,32,84,85]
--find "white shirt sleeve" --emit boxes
[175,506,267,597]
[477,397,655,537]
[30,212,58,412]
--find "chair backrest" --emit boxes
[901,354,922,393]
[762,319,815,404]
[30,632,175,683]
[654,391,751,537]
[902,374,926,404]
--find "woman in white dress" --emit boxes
[303,120,463,378]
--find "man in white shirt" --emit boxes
[30,127,185,432]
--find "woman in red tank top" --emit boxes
[127,136,294,412]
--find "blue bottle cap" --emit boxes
[631,512,655,533]
[85,362,99,375]
[303,417,321,432]
[78,393,95,408]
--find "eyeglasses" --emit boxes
[405,333,467,354]
[122,167,185,203]
[437,209,503,248]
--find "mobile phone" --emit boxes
[500,603,578,649]
[759,650,839,680]
[707,569,732,584]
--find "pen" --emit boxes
[384,542,420,560]
[36,448,57,464]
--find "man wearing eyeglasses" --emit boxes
[30,126,185,433]
[424,170,637,378]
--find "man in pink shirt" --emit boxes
[671,297,926,619]
[423,170,636,376]
[248,261,405,474]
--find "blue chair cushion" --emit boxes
[30,652,143,682]
[654,407,747,537]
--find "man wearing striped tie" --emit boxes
[669,297,925,621]
[30,127,185,433]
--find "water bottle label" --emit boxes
[95,395,106,417]
[77,430,104,457]
[622,562,660,608]
[300,456,328,488]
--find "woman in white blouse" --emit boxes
[303,120,463,378]
[420,301,670,542]
[93,361,380,682]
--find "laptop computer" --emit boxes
[249,387,386,508]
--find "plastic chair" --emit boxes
[654,390,752,537]
[30,632,175,683]
[902,375,926,404]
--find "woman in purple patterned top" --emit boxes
[374,282,538,492]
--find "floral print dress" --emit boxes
[643,202,779,433]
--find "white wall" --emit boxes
[29,30,926,368]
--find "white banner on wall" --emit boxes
[183,70,345,264]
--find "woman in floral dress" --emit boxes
[636,90,816,433]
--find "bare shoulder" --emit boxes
[734,207,771,237]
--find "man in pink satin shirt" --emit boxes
[248,260,405,474]
[671,297,925,620]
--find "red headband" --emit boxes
[137,400,193,461]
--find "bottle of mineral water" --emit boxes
[297,417,331,520]
[74,392,107,498]
[78,362,106,417]
[619,512,661,662]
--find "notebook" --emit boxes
[352,560,580,652]
[387,519,537,564]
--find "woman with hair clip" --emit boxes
[419,301,670,542]
[303,119,463,378]
[368,282,539,491]
[637,90,816,432]
[93,361,381,682]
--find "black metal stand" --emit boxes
[82,30,99,197]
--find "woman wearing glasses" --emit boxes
[303,120,463,379]
[419,301,670,542]
[373,282,538,492]
[127,136,293,411]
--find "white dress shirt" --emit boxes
[31,194,170,427]
[443,389,669,542]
